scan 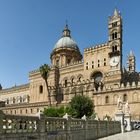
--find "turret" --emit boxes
[127,50,136,72]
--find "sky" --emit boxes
[0,0,140,89]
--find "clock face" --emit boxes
[109,56,120,67]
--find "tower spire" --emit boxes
[114,8,119,17]
[127,50,136,72]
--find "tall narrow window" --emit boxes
[115,45,117,51]
[115,32,117,39]
[112,46,115,52]
[98,60,100,67]
[56,59,59,66]
[65,80,67,87]
[112,33,115,40]
[39,85,43,94]
[67,59,70,64]
[31,109,33,113]
[26,109,28,114]
[13,97,16,104]
[71,78,74,84]
[105,96,109,104]
[86,62,88,70]
[92,61,94,69]
[6,99,9,105]
[123,94,127,102]
[37,108,39,113]
[79,77,81,82]
[20,96,22,103]
[104,58,106,66]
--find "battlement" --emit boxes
[0,83,29,94]
[100,81,140,93]
[84,42,108,52]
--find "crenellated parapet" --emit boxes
[84,42,108,53]
[0,84,29,94]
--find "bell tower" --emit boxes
[108,9,123,72]
[127,50,136,72]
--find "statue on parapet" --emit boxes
[117,96,123,110]
[124,101,130,114]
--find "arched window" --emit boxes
[25,109,28,114]
[13,97,16,104]
[91,71,103,83]
[123,94,127,102]
[6,99,9,105]
[64,80,68,87]
[20,96,22,103]
[77,74,83,82]
[31,109,33,113]
[112,33,114,40]
[67,59,71,64]
[112,46,114,52]
[112,32,117,40]
[86,62,88,70]
[56,59,59,66]
[115,32,117,39]
[71,78,74,84]
[39,85,43,93]
[78,77,81,82]
[105,96,109,104]
[115,45,117,51]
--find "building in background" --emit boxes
[0,9,140,120]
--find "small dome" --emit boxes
[54,36,78,50]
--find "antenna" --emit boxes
[65,19,68,26]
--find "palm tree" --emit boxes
[39,64,51,106]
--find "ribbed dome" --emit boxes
[54,36,78,49]
[53,24,79,50]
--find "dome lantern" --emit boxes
[62,24,71,37]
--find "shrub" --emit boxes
[69,95,94,118]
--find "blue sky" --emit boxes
[0,0,140,88]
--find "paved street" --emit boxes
[98,130,140,140]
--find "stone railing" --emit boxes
[0,111,121,140]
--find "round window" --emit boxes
[91,72,103,83]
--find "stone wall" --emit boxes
[0,111,121,140]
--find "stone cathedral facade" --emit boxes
[0,9,140,120]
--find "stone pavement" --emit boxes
[98,130,140,140]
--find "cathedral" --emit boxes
[0,9,140,120]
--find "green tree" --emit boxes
[43,106,66,117]
[44,107,58,117]
[69,95,94,118]
[39,64,51,106]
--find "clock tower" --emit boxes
[107,9,123,82]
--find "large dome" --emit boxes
[54,36,78,50]
[50,24,82,67]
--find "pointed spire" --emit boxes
[114,8,119,17]
[129,50,134,57]
[62,23,71,37]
